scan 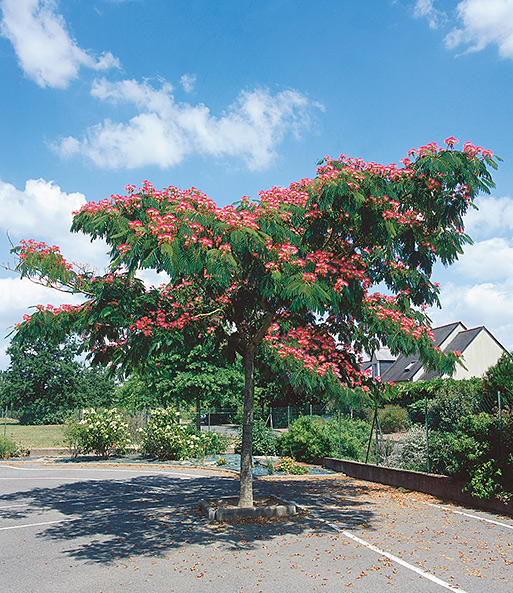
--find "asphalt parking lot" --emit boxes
[1,460,512,593]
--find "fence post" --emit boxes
[3,406,6,438]
[365,409,377,464]
[338,409,341,458]
[287,405,290,428]
[375,407,379,465]
[498,391,503,461]
[425,394,430,473]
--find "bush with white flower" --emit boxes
[140,408,227,460]
[65,408,131,458]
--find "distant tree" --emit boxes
[115,337,245,420]
[10,139,498,506]
[481,352,513,409]
[0,337,115,424]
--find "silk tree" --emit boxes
[12,138,498,506]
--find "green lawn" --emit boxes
[1,420,65,448]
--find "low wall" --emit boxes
[324,457,513,517]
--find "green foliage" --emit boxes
[200,430,229,456]
[235,418,278,456]
[140,408,201,460]
[449,412,513,499]
[481,352,513,410]
[1,338,116,424]
[378,405,408,433]
[277,456,310,475]
[140,408,227,460]
[115,342,245,412]
[0,435,26,459]
[389,425,428,472]
[64,409,130,458]
[399,378,481,430]
[427,430,457,475]
[428,385,480,432]
[278,416,331,462]
[278,415,370,463]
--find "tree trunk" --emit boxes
[239,346,256,507]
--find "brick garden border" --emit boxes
[324,457,513,517]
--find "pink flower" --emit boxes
[118,244,132,255]
[444,137,459,148]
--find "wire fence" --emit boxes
[0,404,332,451]
[365,390,509,472]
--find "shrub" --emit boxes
[278,415,370,463]
[0,435,26,459]
[449,412,513,500]
[277,456,310,475]
[279,416,332,462]
[64,408,130,458]
[389,425,428,472]
[379,405,408,433]
[141,408,201,460]
[235,417,278,456]
[140,408,227,460]
[199,430,228,456]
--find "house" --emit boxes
[365,322,507,383]
[361,347,396,379]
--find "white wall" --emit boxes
[452,331,505,380]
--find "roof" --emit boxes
[418,326,483,381]
[381,321,510,383]
[380,322,467,383]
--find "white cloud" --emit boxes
[427,205,513,349]
[56,78,319,170]
[180,73,196,93]
[430,280,513,349]
[0,178,109,271]
[0,276,87,369]
[465,195,513,237]
[0,177,111,369]
[445,0,513,59]
[413,0,447,29]
[453,237,513,282]
[0,0,120,88]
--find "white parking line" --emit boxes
[341,530,468,593]
[0,518,76,531]
[0,505,178,532]
[292,501,469,593]
[420,501,513,531]
[0,464,216,479]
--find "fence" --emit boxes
[1,404,332,451]
[364,390,510,473]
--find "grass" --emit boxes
[1,419,65,448]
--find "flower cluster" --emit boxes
[64,408,130,458]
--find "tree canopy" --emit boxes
[10,138,498,505]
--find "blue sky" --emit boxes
[1,0,513,368]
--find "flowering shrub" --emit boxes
[277,456,309,475]
[0,436,27,459]
[140,408,227,460]
[64,408,130,458]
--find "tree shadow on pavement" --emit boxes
[0,472,378,564]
